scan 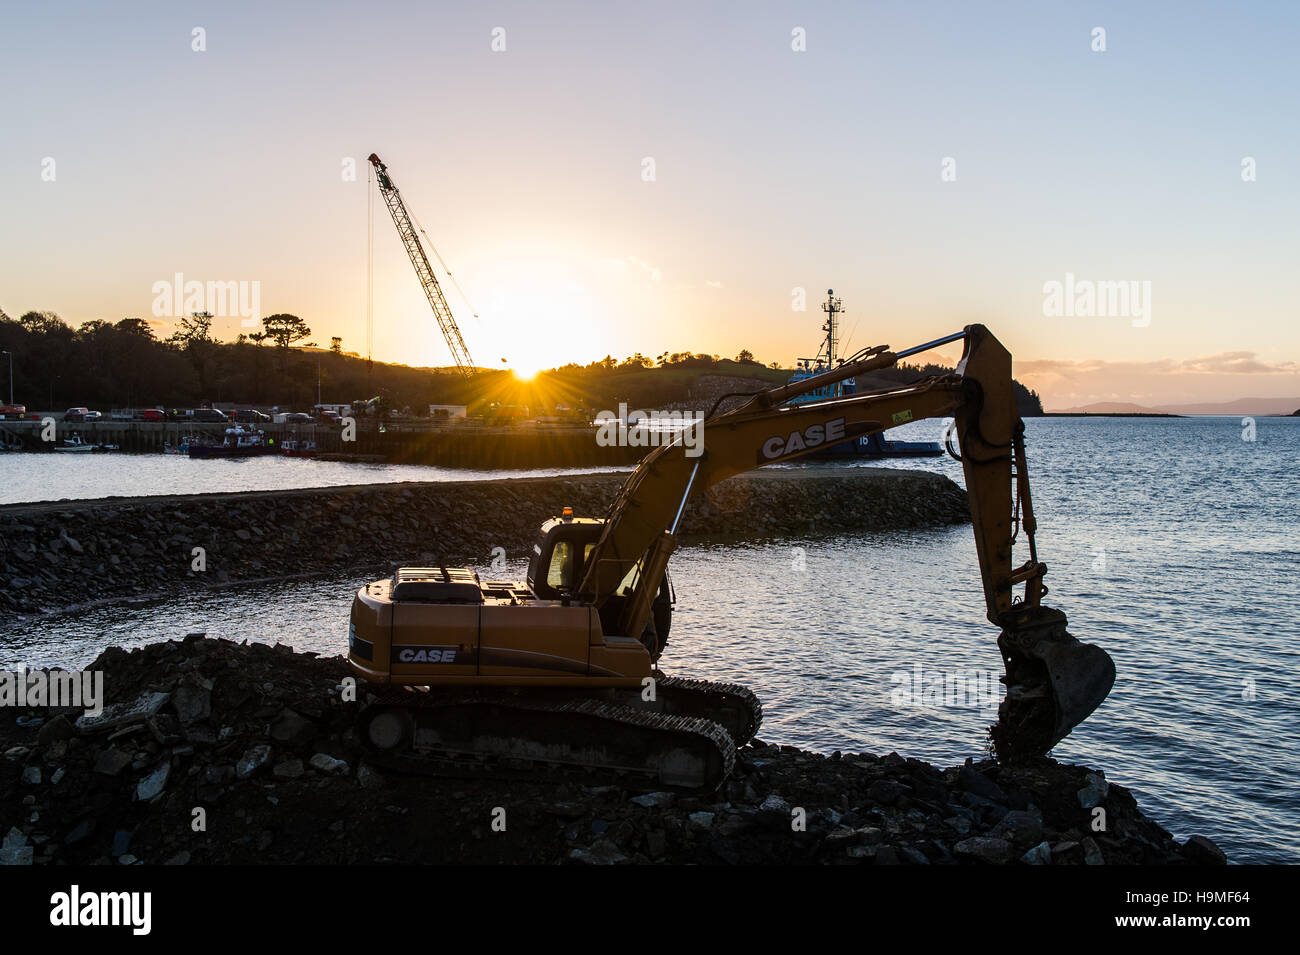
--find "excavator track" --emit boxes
[359,687,736,792]
[644,676,763,747]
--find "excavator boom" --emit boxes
[579,324,1115,757]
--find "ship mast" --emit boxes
[821,289,844,397]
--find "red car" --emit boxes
[137,409,165,421]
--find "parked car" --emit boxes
[137,409,165,422]
[234,409,271,423]
[282,412,313,424]
[64,407,89,422]
[192,408,229,423]
[83,410,102,421]
[0,404,25,419]
[317,409,342,424]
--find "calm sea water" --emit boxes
[2,416,1297,862]
[0,453,621,505]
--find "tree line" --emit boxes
[0,311,1042,416]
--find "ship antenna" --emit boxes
[821,288,844,396]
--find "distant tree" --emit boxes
[262,313,311,350]
[116,317,156,340]
[166,312,218,394]
[736,348,754,363]
[330,336,342,354]
[19,311,68,336]
[168,311,215,347]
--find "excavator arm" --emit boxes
[578,324,1115,758]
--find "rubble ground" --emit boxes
[0,636,1227,865]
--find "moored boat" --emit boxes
[52,432,117,453]
[188,424,279,459]
[281,438,318,458]
[786,291,943,459]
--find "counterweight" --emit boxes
[367,153,476,378]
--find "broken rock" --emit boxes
[953,836,1014,865]
[136,763,170,801]
[236,744,272,779]
[173,685,212,724]
[76,691,170,734]
[308,753,349,775]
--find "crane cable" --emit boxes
[409,208,480,320]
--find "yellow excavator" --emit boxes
[346,325,1116,789]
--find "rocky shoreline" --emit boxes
[0,468,968,617]
[0,637,1225,865]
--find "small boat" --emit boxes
[188,424,279,459]
[164,435,203,454]
[52,433,98,452]
[786,291,943,459]
[281,438,318,458]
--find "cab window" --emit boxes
[546,540,574,590]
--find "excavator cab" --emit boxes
[528,509,674,656]
[526,510,603,600]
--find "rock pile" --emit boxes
[0,469,968,616]
[0,636,1224,865]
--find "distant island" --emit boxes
[1051,398,1300,416]
[1044,411,1180,418]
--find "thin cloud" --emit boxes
[1020,352,1299,378]
[627,256,662,281]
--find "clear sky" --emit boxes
[3,0,1299,409]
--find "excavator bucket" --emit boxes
[990,606,1115,760]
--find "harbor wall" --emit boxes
[0,469,968,615]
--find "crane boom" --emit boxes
[367,153,476,378]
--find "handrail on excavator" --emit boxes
[895,329,968,359]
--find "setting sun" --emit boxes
[510,364,541,381]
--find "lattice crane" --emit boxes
[367,153,477,378]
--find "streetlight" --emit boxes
[303,342,320,406]
[0,349,12,405]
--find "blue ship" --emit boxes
[784,290,943,459]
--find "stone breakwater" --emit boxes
[0,469,968,617]
[0,636,1226,865]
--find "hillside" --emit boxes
[1055,397,1300,415]
[0,310,1042,416]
